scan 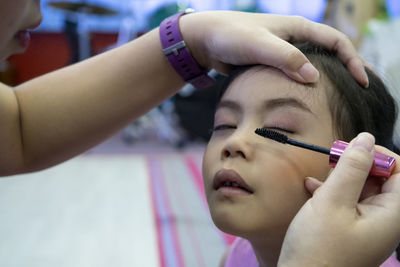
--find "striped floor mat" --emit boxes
[147,153,235,267]
[0,152,235,267]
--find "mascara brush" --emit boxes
[255,128,396,178]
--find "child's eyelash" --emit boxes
[209,125,293,134]
[264,127,294,134]
[211,124,237,132]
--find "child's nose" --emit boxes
[221,131,254,160]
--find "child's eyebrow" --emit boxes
[216,97,314,115]
[216,100,242,112]
[264,97,314,115]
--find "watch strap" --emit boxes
[159,9,215,89]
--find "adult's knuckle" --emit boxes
[291,15,307,24]
[340,32,352,44]
[333,32,352,53]
[343,149,372,173]
[281,49,304,70]
[292,16,310,35]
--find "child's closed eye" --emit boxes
[212,124,237,131]
[264,126,295,134]
[210,125,294,134]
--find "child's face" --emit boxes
[202,66,336,240]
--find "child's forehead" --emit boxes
[225,66,328,101]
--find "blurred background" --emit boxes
[0,0,399,266]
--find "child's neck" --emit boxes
[248,227,287,267]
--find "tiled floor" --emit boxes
[0,154,158,267]
[0,131,227,267]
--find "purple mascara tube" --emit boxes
[329,140,396,178]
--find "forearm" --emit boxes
[0,11,369,175]
[7,28,184,174]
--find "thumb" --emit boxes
[256,35,320,83]
[318,132,375,208]
[305,177,323,195]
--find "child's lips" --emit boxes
[213,169,254,194]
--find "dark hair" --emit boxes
[217,42,398,152]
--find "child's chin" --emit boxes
[211,212,261,238]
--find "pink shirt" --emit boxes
[225,238,399,267]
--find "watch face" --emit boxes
[184,8,196,14]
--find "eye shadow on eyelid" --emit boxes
[264,114,303,132]
[213,114,236,127]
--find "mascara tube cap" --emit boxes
[329,140,396,178]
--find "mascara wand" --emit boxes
[255,128,331,155]
[254,128,396,178]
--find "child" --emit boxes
[201,42,399,267]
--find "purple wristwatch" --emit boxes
[159,9,215,89]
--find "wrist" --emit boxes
[159,9,215,89]
[179,12,209,69]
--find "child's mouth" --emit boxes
[213,169,254,194]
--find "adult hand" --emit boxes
[180,11,369,87]
[278,132,400,267]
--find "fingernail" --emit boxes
[298,63,319,83]
[361,71,369,88]
[364,77,369,88]
[352,132,375,152]
[305,176,318,184]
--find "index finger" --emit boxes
[280,17,369,88]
